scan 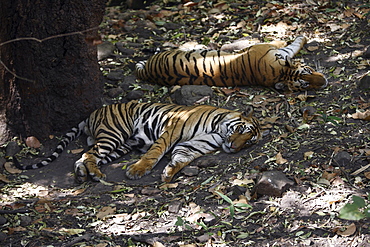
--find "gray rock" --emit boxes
[5,141,21,156]
[116,42,135,55]
[358,74,370,89]
[20,215,32,227]
[172,85,213,105]
[106,71,125,81]
[168,201,182,214]
[126,90,144,101]
[197,234,210,243]
[334,151,351,166]
[0,216,7,225]
[107,87,124,98]
[97,41,116,61]
[119,75,136,91]
[163,22,181,30]
[253,170,294,197]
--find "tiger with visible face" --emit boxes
[135,36,327,91]
[14,101,261,182]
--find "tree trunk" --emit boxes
[0,0,107,144]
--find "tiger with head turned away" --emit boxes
[14,101,261,183]
[135,36,327,92]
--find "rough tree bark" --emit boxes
[0,0,107,144]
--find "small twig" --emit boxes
[0,26,99,47]
[0,26,99,83]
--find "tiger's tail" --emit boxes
[13,120,87,170]
[135,60,147,81]
[277,36,307,59]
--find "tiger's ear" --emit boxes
[242,105,254,118]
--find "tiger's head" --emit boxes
[276,62,328,91]
[221,109,261,153]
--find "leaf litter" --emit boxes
[1,0,370,246]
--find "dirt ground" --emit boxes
[1,1,370,246]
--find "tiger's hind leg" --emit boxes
[74,144,131,183]
[162,133,223,182]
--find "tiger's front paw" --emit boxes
[74,160,106,183]
[126,161,152,180]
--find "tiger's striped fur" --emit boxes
[135,36,327,91]
[15,101,261,182]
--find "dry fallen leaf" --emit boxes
[304,151,314,160]
[276,152,288,164]
[159,183,178,189]
[4,162,22,174]
[71,148,84,154]
[336,223,356,236]
[321,171,338,181]
[0,173,11,183]
[351,110,370,121]
[96,206,116,219]
[25,136,41,148]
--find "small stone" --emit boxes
[25,136,41,149]
[253,170,294,197]
[20,216,32,227]
[181,166,199,177]
[172,85,213,105]
[116,42,135,55]
[5,141,21,156]
[168,201,182,213]
[141,187,161,195]
[119,75,136,91]
[97,41,116,60]
[126,90,144,101]
[106,71,125,81]
[163,22,182,30]
[106,87,124,98]
[358,74,370,89]
[0,216,8,225]
[300,106,316,115]
[197,234,210,243]
[334,151,351,166]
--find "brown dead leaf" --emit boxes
[321,171,338,181]
[276,152,288,164]
[96,206,116,219]
[264,116,279,123]
[285,125,295,133]
[336,223,356,236]
[4,162,22,174]
[25,136,41,148]
[71,148,84,154]
[0,173,11,183]
[353,12,363,19]
[344,8,355,17]
[159,183,178,189]
[364,171,370,179]
[221,88,239,96]
[351,110,370,121]
[304,151,314,160]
